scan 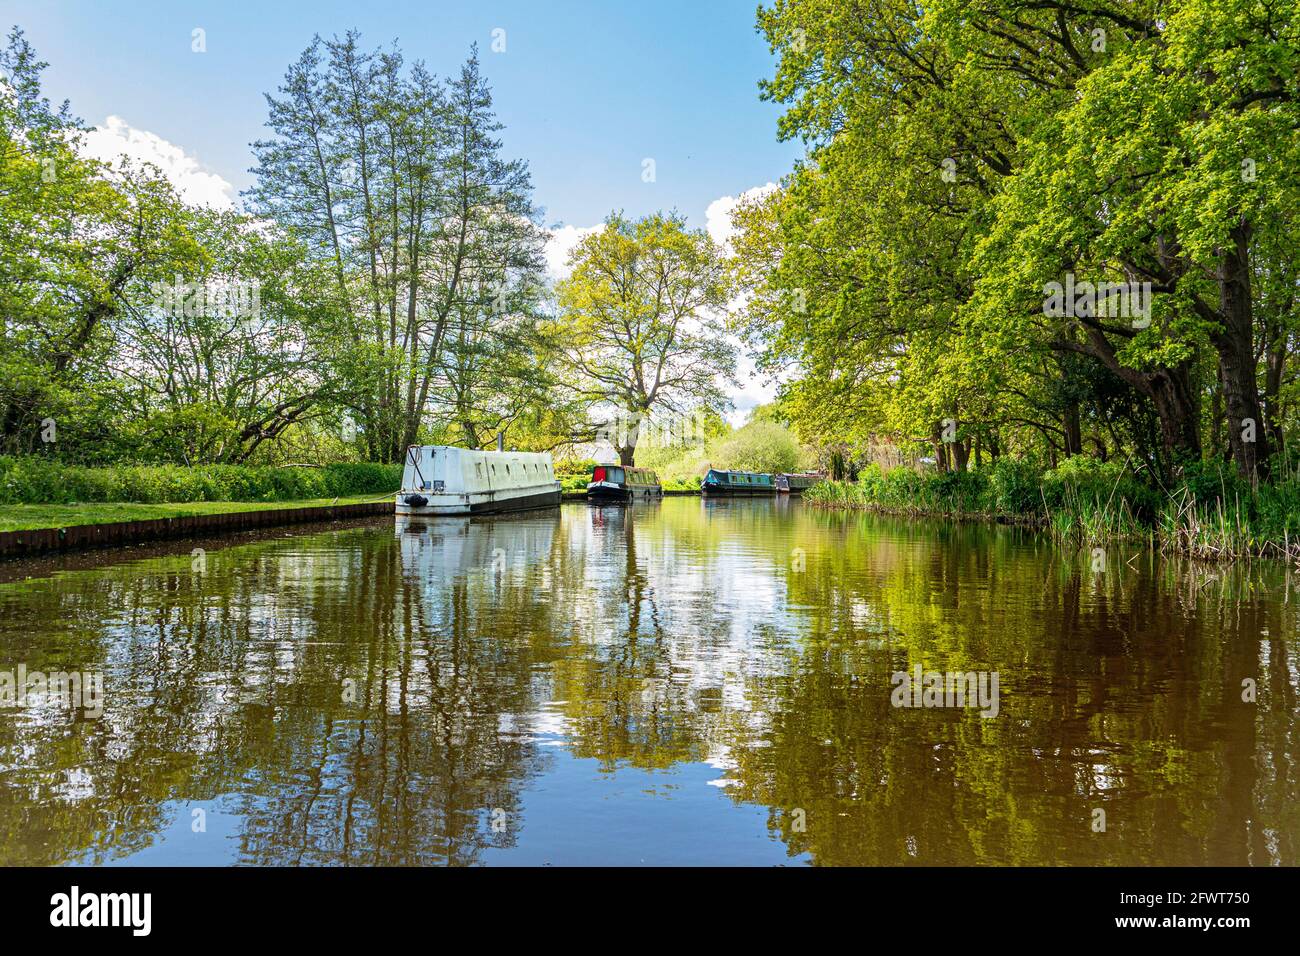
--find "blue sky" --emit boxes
[4,0,799,230]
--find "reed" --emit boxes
[806,459,1300,562]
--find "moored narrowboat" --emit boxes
[701,468,776,496]
[396,445,562,516]
[775,473,822,494]
[586,464,663,501]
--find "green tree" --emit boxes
[248,35,548,462]
[1,28,200,458]
[550,212,736,465]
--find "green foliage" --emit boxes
[0,457,399,505]
[808,465,989,515]
[549,211,736,461]
[989,458,1043,515]
[2,29,563,470]
[806,453,1300,557]
[1040,457,1160,522]
[554,458,597,477]
[708,419,800,474]
[737,0,1300,490]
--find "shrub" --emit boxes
[709,420,800,475]
[1041,455,1159,521]
[989,458,1043,514]
[554,457,597,477]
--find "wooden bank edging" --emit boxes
[0,501,394,561]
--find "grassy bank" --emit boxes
[0,458,401,505]
[805,458,1300,560]
[0,496,390,533]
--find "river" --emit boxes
[0,498,1295,865]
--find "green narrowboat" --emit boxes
[701,469,776,496]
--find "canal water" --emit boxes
[0,498,1295,865]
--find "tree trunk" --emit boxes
[1213,222,1269,483]
[1063,400,1083,457]
[953,438,969,473]
[1064,329,1201,481]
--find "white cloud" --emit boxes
[543,223,603,280]
[79,115,236,210]
[705,182,778,252]
[726,353,779,427]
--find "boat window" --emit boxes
[476,463,482,479]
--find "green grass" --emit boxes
[0,496,388,533]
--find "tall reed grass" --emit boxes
[805,457,1300,561]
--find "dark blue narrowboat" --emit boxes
[586,464,663,502]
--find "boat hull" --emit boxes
[701,486,776,497]
[586,481,662,502]
[395,486,561,516]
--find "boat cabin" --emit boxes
[775,473,821,494]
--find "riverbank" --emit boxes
[805,459,1300,561]
[0,496,395,533]
[0,497,393,559]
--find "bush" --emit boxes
[710,420,800,474]
[806,464,992,514]
[1041,455,1158,521]
[989,458,1043,514]
[0,457,401,505]
[1178,458,1253,507]
[554,457,597,477]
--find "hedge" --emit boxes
[0,457,401,505]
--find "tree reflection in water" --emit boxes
[0,500,1295,865]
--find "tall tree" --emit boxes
[550,212,736,465]
[248,35,547,462]
[740,0,1300,483]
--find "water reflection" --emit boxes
[0,501,1295,865]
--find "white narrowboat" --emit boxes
[396,445,562,516]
